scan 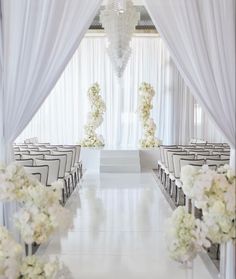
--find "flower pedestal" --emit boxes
[220,241,236,279]
[80,147,103,173]
[139,148,160,171]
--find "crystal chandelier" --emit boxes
[100,0,140,78]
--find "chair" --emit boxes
[31,173,42,182]
[35,158,60,186]
[167,151,187,198]
[16,150,30,155]
[180,159,205,169]
[197,154,220,160]
[206,159,230,167]
[44,154,67,203]
[55,148,76,189]
[14,154,21,160]
[44,154,67,179]
[184,148,205,152]
[173,154,196,179]
[21,154,44,160]
[24,165,49,186]
[212,151,230,155]
[221,155,230,160]
[30,150,51,155]
[63,145,81,182]
[15,159,33,167]
[190,150,210,155]
[190,164,217,171]
[162,147,181,188]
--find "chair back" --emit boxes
[167,151,187,173]
[206,159,230,167]
[14,154,21,160]
[35,159,60,185]
[24,165,49,186]
[54,149,73,172]
[44,154,67,178]
[180,159,205,169]
[197,154,220,160]
[22,154,44,160]
[15,159,33,167]
[173,154,195,178]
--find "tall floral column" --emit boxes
[80,83,106,147]
[137,82,160,148]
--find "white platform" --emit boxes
[100,149,141,173]
[81,147,160,173]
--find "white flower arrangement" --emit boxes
[0,226,22,278]
[181,164,236,243]
[168,164,236,264]
[137,82,161,148]
[167,206,210,263]
[0,163,72,245]
[0,161,74,278]
[0,163,39,202]
[80,83,106,147]
[0,227,62,279]
[20,256,59,279]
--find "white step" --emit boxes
[100,149,141,173]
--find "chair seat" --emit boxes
[164,167,170,175]
[169,173,176,181]
[175,179,182,188]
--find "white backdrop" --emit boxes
[17,36,225,146]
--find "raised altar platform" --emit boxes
[80,147,160,173]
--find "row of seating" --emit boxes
[157,142,230,206]
[14,143,83,204]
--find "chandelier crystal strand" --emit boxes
[100,0,140,77]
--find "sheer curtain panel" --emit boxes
[0,0,101,227]
[18,36,202,146]
[144,0,235,278]
[0,0,101,164]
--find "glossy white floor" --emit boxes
[38,172,219,279]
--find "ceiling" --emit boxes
[89,5,156,32]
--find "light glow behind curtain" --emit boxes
[0,0,101,163]
[17,36,225,146]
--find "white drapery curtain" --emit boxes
[144,1,235,278]
[0,0,101,164]
[17,36,225,146]
[145,0,235,149]
[0,0,101,227]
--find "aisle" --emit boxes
[39,172,218,279]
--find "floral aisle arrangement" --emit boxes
[137,82,161,148]
[0,226,61,278]
[167,206,210,262]
[80,83,106,147]
[0,163,73,278]
[167,164,236,263]
[0,163,71,245]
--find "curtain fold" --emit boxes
[0,0,101,227]
[144,1,235,278]
[0,0,101,163]
[17,36,224,146]
[144,0,235,149]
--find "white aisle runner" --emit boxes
[38,173,218,279]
